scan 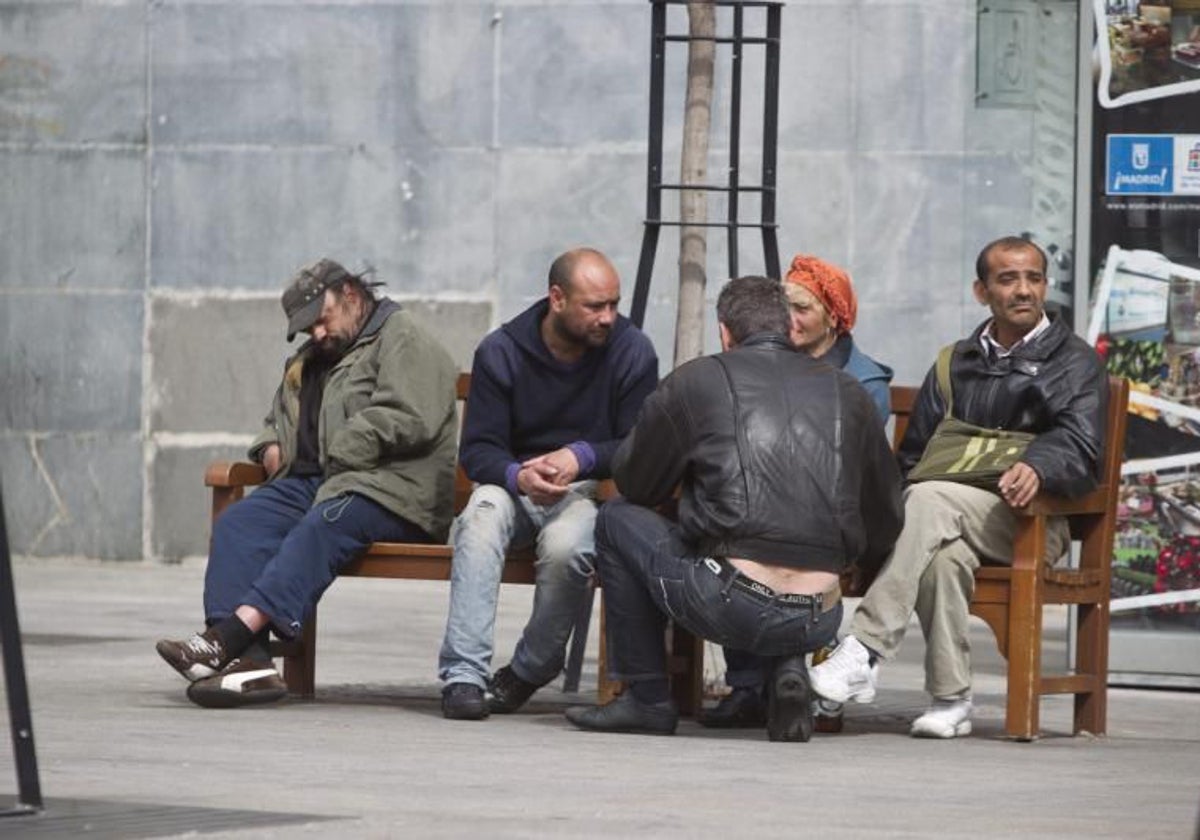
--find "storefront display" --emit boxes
[1088,0,1200,683]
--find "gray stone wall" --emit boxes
[0,0,1052,561]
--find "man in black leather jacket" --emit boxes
[810,236,1108,739]
[564,275,903,741]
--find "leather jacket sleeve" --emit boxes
[1020,346,1108,497]
[611,369,691,508]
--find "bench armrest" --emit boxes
[205,460,267,489]
[1018,485,1112,518]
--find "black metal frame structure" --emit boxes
[1,482,42,816]
[629,0,784,328]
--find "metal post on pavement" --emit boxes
[0,480,43,816]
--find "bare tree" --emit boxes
[674,1,715,367]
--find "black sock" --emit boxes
[210,615,255,660]
[861,642,882,667]
[241,630,272,664]
[629,679,671,706]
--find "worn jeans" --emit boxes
[204,476,429,638]
[596,499,842,683]
[850,480,1068,698]
[438,482,598,689]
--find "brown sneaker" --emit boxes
[156,629,229,682]
[185,658,287,709]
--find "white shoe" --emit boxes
[910,695,973,739]
[808,635,878,704]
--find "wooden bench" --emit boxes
[670,376,1130,739]
[204,373,606,699]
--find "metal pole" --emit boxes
[631,0,668,328]
[760,2,782,280]
[727,3,744,281]
[0,481,43,815]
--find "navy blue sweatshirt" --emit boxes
[459,298,659,493]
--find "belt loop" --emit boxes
[720,572,737,600]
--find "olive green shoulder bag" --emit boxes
[906,345,1034,489]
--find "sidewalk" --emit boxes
[2,558,1198,838]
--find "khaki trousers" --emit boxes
[850,481,1068,699]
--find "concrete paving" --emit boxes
[2,558,1198,838]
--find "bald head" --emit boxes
[548,248,617,294]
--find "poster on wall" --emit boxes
[1094,0,1200,108]
[1090,0,1200,679]
[1088,246,1200,621]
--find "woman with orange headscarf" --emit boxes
[781,253,892,421]
[700,253,894,730]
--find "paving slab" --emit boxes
[1,558,1198,838]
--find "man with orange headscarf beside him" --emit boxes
[699,253,893,729]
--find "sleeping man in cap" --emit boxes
[156,258,458,708]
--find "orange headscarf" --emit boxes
[783,253,858,335]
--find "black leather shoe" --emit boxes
[489,665,541,714]
[767,655,814,742]
[698,686,767,728]
[565,692,678,735]
[442,683,489,720]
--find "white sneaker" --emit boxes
[910,695,973,739]
[808,635,878,704]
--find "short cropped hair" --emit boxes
[547,248,609,292]
[716,275,791,345]
[975,237,1048,284]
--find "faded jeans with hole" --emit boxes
[437,481,598,690]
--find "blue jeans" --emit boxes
[722,647,768,690]
[596,499,842,683]
[438,482,598,689]
[205,476,429,638]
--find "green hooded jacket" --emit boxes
[249,299,458,541]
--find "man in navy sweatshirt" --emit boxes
[438,247,659,720]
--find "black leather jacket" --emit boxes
[612,333,904,575]
[898,315,1108,498]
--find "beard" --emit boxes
[313,333,351,359]
[555,317,610,350]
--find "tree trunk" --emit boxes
[674,1,716,368]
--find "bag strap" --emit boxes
[934,344,955,418]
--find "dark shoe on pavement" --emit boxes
[698,686,767,728]
[442,682,489,720]
[156,628,230,682]
[565,692,678,736]
[767,655,814,742]
[185,658,287,709]
[488,665,542,714]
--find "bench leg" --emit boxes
[669,622,704,717]
[280,611,317,698]
[561,585,595,693]
[1073,600,1109,735]
[596,591,622,704]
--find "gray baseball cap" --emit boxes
[281,258,353,340]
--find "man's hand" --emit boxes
[523,448,581,487]
[998,461,1040,509]
[517,447,580,506]
[261,443,282,476]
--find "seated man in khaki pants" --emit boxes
[809,236,1108,738]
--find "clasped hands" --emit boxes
[517,447,580,507]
